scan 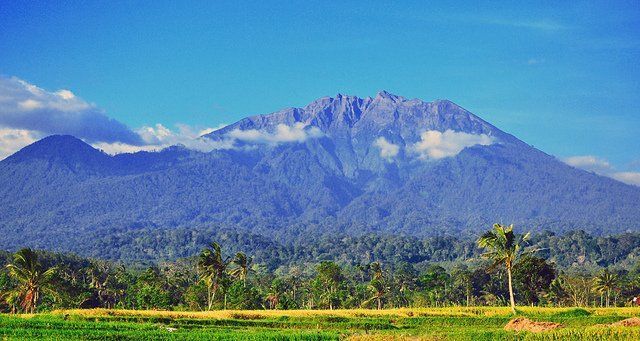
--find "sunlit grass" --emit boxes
[48,306,640,319]
[2,307,639,340]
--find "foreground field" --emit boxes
[1,307,640,340]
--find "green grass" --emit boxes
[0,307,639,340]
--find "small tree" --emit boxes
[477,224,531,314]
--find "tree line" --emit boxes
[1,225,640,313]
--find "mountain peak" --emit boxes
[375,90,403,102]
[207,92,512,145]
[3,134,109,165]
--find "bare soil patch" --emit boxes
[504,317,563,333]
[609,317,640,327]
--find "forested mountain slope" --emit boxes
[1,92,639,261]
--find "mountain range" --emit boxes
[1,91,639,261]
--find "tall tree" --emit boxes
[477,224,531,314]
[593,270,618,307]
[364,262,388,309]
[418,265,450,307]
[365,278,388,310]
[316,261,344,310]
[198,242,229,310]
[5,248,58,313]
[450,265,473,307]
[512,256,557,305]
[369,262,383,281]
[229,252,253,287]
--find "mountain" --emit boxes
[1,92,639,262]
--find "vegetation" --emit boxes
[1,226,640,315]
[477,224,531,314]
[3,248,58,313]
[2,307,640,340]
[0,225,639,339]
[3,132,640,265]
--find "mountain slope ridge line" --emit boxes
[0,92,639,261]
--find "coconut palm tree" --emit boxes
[229,252,253,287]
[369,262,383,281]
[5,248,58,313]
[364,278,388,310]
[593,270,618,307]
[198,242,230,310]
[477,224,531,314]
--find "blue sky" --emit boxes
[0,1,638,176]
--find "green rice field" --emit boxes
[1,307,639,340]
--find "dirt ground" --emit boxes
[504,317,563,333]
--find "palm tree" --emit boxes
[364,278,388,310]
[369,262,383,281]
[85,261,121,308]
[229,252,253,287]
[5,248,58,313]
[547,277,567,307]
[198,242,229,310]
[477,224,531,314]
[593,270,618,307]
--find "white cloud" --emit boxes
[18,99,44,110]
[563,155,612,174]
[92,122,319,155]
[0,128,42,159]
[563,155,640,187]
[0,75,243,158]
[411,130,494,159]
[373,137,399,161]
[197,124,226,136]
[55,89,76,100]
[227,123,323,145]
[0,76,142,144]
[137,124,174,145]
[91,142,160,155]
[93,123,234,155]
[611,172,640,186]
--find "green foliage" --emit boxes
[513,256,557,305]
[2,233,640,313]
[478,224,531,313]
[227,281,262,309]
[4,248,58,313]
[2,308,640,340]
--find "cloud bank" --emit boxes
[0,76,143,145]
[563,155,612,174]
[411,130,494,159]
[563,155,640,187]
[227,123,322,145]
[373,137,400,161]
[88,122,323,155]
[0,76,239,158]
[94,123,232,155]
[611,172,640,186]
[0,128,42,159]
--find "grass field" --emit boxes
[1,307,639,340]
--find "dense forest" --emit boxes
[1,228,640,313]
[87,227,640,270]
[4,97,640,262]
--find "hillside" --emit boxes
[1,92,639,261]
